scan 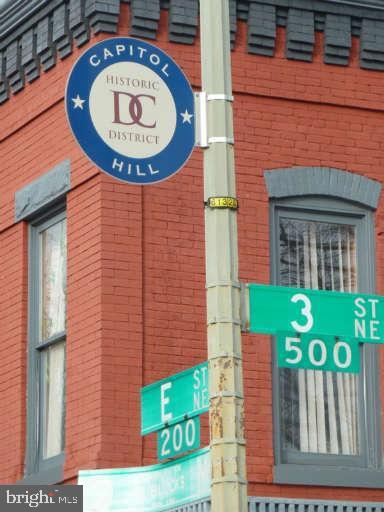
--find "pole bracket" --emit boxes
[194,91,208,147]
[212,477,248,485]
[208,136,234,144]
[206,281,241,288]
[210,391,244,399]
[194,92,235,147]
[207,316,241,325]
[207,93,234,102]
[208,352,242,360]
[211,438,246,446]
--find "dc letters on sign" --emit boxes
[66,38,195,184]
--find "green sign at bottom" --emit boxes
[78,447,210,512]
[277,332,360,373]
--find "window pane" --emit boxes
[42,341,66,459]
[40,219,67,341]
[279,218,359,455]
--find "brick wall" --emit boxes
[0,1,383,503]
[0,222,28,481]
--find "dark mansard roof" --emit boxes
[2,0,384,104]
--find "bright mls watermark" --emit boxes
[0,486,82,511]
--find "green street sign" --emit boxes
[248,284,384,344]
[78,447,210,512]
[157,417,200,461]
[141,362,209,435]
[277,332,360,373]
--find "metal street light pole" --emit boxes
[199,1,248,511]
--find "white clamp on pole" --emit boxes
[195,92,235,147]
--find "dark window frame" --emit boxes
[22,204,66,484]
[270,195,383,487]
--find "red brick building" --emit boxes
[1,0,384,510]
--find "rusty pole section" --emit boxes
[199,1,248,511]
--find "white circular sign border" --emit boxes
[65,37,195,185]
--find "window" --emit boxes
[265,167,383,487]
[278,213,361,458]
[25,207,66,483]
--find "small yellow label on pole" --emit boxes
[206,197,238,209]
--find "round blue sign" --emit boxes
[65,37,195,184]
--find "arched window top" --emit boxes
[264,167,381,210]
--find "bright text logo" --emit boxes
[0,486,82,512]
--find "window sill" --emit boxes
[17,457,64,485]
[274,464,384,488]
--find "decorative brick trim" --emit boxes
[286,8,314,61]
[248,2,276,57]
[360,18,384,70]
[36,17,55,72]
[130,0,160,40]
[168,0,198,45]
[21,29,39,83]
[264,167,382,210]
[5,40,23,93]
[0,51,8,103]
[69,0,90,47]
[53,4,72,59]
[230,0,237,48]
[84,0,120,35]
[324,13,351,66]
[15,160,71,222]
[3,0,384,104]
[238,0,249,21]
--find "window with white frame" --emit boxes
[25,207,66,482]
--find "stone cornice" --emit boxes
[1,0,384,104]
[264,167,382,209]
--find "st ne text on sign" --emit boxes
[141,362,208,436]
[248,284,384,344]
[277,332,360,373]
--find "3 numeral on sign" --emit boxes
[290,293,314,333]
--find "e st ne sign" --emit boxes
[141,362,208,436]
